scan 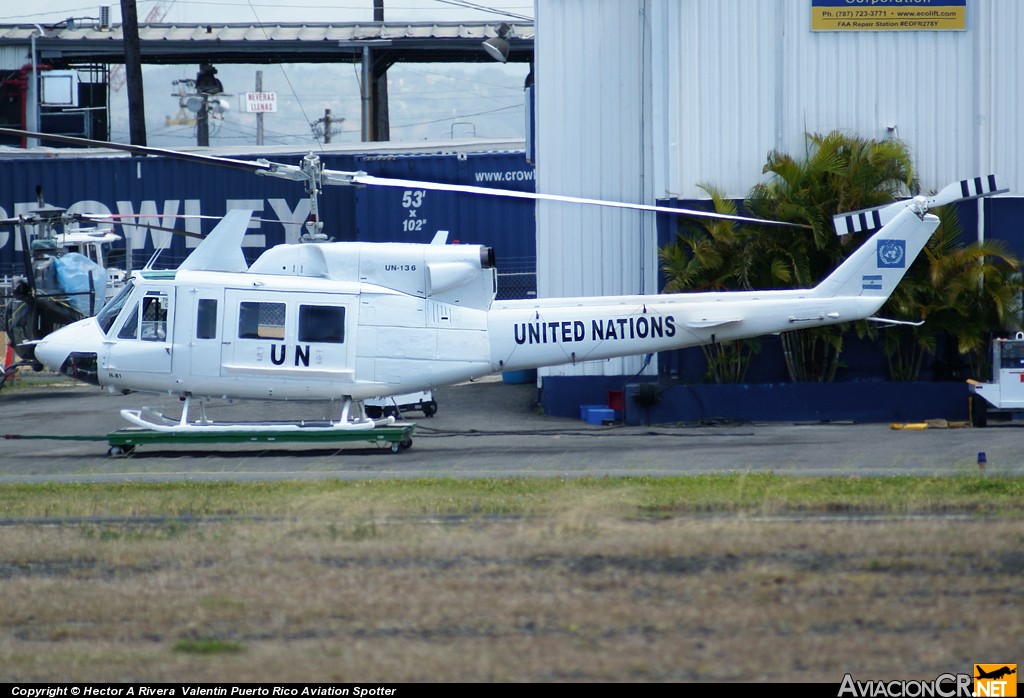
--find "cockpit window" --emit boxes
[141,293,169,341]
[97,280,134,334]
[117,304,140,339]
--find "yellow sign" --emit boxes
[975,664,1018,698]
[811,0,966,32]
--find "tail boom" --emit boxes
[488,293,885,372]
[488,195,942,372]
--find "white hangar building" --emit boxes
[531,0,1024,404]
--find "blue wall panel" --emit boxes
[354,151,535,257]
[541,376,971,424]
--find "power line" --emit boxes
[429,0,532,21]
[391,101,522,130]
[0,5,103,21]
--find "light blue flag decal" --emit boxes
[862,274,883,291]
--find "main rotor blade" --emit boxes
[351,174,807,228]
[83,213,280,226]
[85,217,202,239]
[117,222,204,240]
[0,126,804,229]
[0,127,272,174]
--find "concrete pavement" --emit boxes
[1,373,1020,482]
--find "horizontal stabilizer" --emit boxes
[683,318,742,329]
[867,316,925,327]
[833,175,1006,236]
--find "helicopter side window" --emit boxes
[298,305,345,343]
[196,299,218,339]
[141,293,169,341]
[97,280,135,334]
[238,301,286,339]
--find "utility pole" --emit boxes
[120,0,147,145]
[194,63,223,147]
[255,70,264,146]
[196,98,209,146]
[372,0,390,141]
[311,109,344,143]
[358,0,389,142]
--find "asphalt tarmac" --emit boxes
[1,372,1022,483]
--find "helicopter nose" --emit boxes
[35,318,103,386]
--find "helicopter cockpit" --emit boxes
[96,280,135,335]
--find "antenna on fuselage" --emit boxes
[143,246,166,270]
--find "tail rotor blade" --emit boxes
[833,175,1007,236]
[930,175,1006,208]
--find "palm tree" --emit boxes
[659,185,766,383]
[661,130,1023,384]
[743,131,919,381]
[660,130,920,382]
[753,137,1024,382]
[869,205,1024,381]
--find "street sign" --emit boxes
[243,92,277,113]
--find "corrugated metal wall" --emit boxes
[535,0,657,378]
[535,0,1024,382]
[0,46,26,70]
[654,0,1024,199]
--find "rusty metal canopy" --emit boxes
[0,21,535,66]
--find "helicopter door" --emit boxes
[223,292,288,376]
[169,292,223,378]
[223,290,353,378]
[104,288,173,375]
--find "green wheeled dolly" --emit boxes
[105,422,416,457]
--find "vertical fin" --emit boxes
[813,207,939,298]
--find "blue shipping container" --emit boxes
[0,148,535,296]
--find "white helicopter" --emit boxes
[0,128,1006,444]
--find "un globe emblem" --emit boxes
[877,240,906,268]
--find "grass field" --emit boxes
[2,476,1022,682]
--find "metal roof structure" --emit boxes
[0,21,535,66]
[0,20,533,143]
